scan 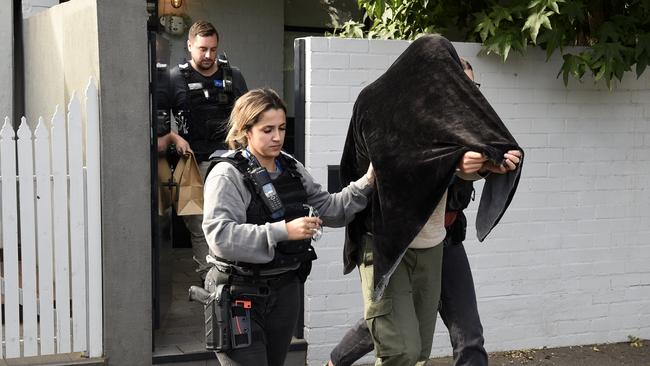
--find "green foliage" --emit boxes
[334,0,650,87]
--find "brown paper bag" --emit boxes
[173,151,204,216]
[157,156,174,215]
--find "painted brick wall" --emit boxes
[300,37,650,365]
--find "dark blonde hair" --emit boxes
[188,20,219,41]
[225,88,287,149]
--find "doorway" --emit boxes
[147,0,305,363]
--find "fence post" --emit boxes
[68,92,88,353]
[34,116,56,355]
[86,78,103,358]
[17,118,39,356]
[51,106,72,353]
[1,118,21,357]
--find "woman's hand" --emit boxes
[503,150,522,169]
[286,216,323,240]
[365,163,375,186]
[458,151,487,174]
[480,150,522,174]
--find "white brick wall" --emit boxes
[300,37,650,365]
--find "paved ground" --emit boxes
[426,338,650,366]
[160,250,649,366]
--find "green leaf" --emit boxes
[376,0,385,19]
[537,25,566,60]
[559,54,575,85]
[635,34,650,59]
[482,30,525,61]
[634,34,650,79]
[354,26,364,38]
[594,65,606,81]
[528,0,564,13]
[523,11,553,44]
[474,12,496,41]
[636,55,649,79]
[613,61,626,80]
[381,7,393,23]
[548,0,562,14]
[598,21,620,42]
[490,5,514,27]
[586,43,632,88]
[528,0,543,10]
[558,53,589,85]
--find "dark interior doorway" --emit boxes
[146,1,305,363]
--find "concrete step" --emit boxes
[152,337,307,366]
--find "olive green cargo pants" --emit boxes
[359,239,443,366]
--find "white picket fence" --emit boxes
[0,78,102,359]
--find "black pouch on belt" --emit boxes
[205,284,233,351]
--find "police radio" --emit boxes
[245,152,285,219]
[213,79,233,91]
[216,52,234,93]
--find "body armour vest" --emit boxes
[178,62,235,159]
[208,151,317,271]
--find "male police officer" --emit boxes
[163,20,248,275]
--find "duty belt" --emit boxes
[229,269,298,290]
[212,255,301,278]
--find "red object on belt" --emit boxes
[235,300,252,309]
[444,211,457,228]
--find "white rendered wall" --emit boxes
[300,37,650,365]
[22,0,99,125]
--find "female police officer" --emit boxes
[202,88,375,366]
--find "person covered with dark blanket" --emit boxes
[327,59,496,366]
[340,35,524,365]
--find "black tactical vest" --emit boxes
[208,151,317,271]
[179,61,235,159]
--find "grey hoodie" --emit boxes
[202,152,373,268]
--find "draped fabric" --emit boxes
[340,35,524,299]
